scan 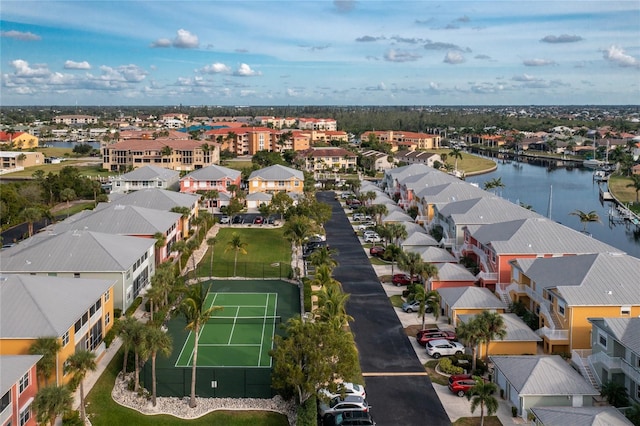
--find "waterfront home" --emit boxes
[109,165,180,193]
[461,217,621,290]
[248,164,304,194]
[361,149,394,172]
[586,317,640,405]
[0,355,41,426]
[0,230,152,312]
[490,355,599,420]
[395,168,459,209]
[530,406,633,426]
[0,274,114,386]
[414,181,486,224]
[382,163,436,199]
[395,150,442,168]
[507,253,640,354]
[179,164,242,204]
[457,313,541,356]
[437,287,507,323]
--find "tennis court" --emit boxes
[175,292,279,368]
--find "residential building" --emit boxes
[0,274,114,386]
[361,130,441,150]
[507,253,640,354]
[414,181,487,224]
[437,287,507,323]
[0,151,44,173]
[248,164,304,194]
[102,139,219,172]
[109,165,181,193]
[429,263,477,291]
[0,131,39,149]
[0,355,41,426]
[298,118,337,131]
[531,406,633,426]
[361,150,394,172]
[0,230,153,312]
[491,355,599,420]
[457,313,541,356]
[396,151,442,167]
[179,164,242,202]
[587,317,640,403]
[297,147,357,172]
[52,115,99,125]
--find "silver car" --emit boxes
[318,395,370,421]
[426,339,465,359]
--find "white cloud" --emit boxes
[444,51,465,64]
[1,30,41,41]
[523,58,556,66]
[200,63,231,74]
[384,49,421,62]
[540,34,583,43]
[150,38,171,48]
[512,74,539,82]
[10,59,50,77]
[64,60,91,70]
[333,0,355,13]
[233,63,261,77]
[603,45,639,68]
[173,29,199,49]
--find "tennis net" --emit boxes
[207,315,281,324]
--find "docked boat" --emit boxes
[583,158,603,168]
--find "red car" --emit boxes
[369,246,385,257]
[416,329,457,346]
[448,374,485,397]
[391,273,421,286]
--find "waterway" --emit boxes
[466,156,640,259]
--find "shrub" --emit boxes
[124,297,143,317]
[62,410,83,426]
[439,357,464,375]
[104,326,117,348]
[297,396,317,426]
[512,406,518,417]
[113,308,122,318]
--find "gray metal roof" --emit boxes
[469,218,621,255]
[439,196,540,225]
[589,317,640,356]
[117,165,179,181]
[246,192,273,201]
[49,204,182,236]
[401,171,459,190]
[438,286,507,309]
[181,164,241,181]
[490,355,598,396]
[0,274,114,338]
[398,222,427,236]
[458,313,541,342]
[406,246,457,263]
[381,210,413,223]
[107,188,199,211]
[514,253,640,306]
[401,232,439,248]
[435,262,477,282]
[530,406,633,426]
[248,164,304,181]
[386,164,435,182]
[0,355,42,394]
[416,181,491,205]
[0,230,154,273]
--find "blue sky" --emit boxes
[1,1,639,106]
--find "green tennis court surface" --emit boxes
[175,292,278,368]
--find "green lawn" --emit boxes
[197,227,293,278]
[4,162,110,178]
[85,349,289,426]
[609,174,640,205]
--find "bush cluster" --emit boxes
[438,358,464,375]
[297,396,317,426]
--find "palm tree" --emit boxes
[33,385,73,426]
[307,246,339,271]
[449,147,463,171]
[206,237,217,279]
[384,244,403,275]
[385,223,408,246]
[59,187,76,208]
[483,177,505,194]
[225,232,248,276]
[144,325,173,407]
[456,320,484,372]
[478,310,507,359]
[410,284,440,329]
[371,204,388,225]
[466,377,499,426]
[398,251,426,281]
[64,350,97,422]
[160,145,173,162]
[21,206,42,237]
[153,232,167,264]
[29,336,62,386]
[116,316,143,376]
[283,215,315,277]
[569,209,601,233]
[205,190,219,215]
[130,322,149,392]
[180,283,222,408]
[600,380,630,407]
[146,282,165,323]
[315,281,353,329]
[172,240,188,271]
[186,238,200,278]
[626,175,640,203]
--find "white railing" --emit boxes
[477,271,498,282]
[621,359,640,384]
[535,326,569,341]
[440,237,454,247]
[589,351,622,370]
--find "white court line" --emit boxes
[227,306,241,345]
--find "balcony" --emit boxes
[621,359,640,384]
[477,271,498,282]
[589,351,622,371]
[535,326,569,342]
[440,237,454,248]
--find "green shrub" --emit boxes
[62,410,83,426]
[439,358,464,375]
[114,308,122,318]
[297,396,317,426]
[124,297,143,317]
[104,326,117,348]
[302,277,311,312]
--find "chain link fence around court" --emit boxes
[197,261,294,280]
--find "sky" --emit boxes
[1,1,639,106]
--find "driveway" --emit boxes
[317,191,450,426]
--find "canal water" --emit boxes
[466,157,640,259]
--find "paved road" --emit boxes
[317,191,450,426]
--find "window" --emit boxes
[62,331,69,347]
[104,290,110,302]
[1,390,10,412]
[18,372,29,393]
[105,312,110,327]
[19,407,30,426]
[558,304,565,316]
[90,299,102,316]
[637,383,640,400]
[621,306,631,316]
[599,333,608,349]
[73,273,80,278]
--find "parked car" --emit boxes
[357,221,376,231]
[426,339,465,359]
[448,374,483,397]
[401,300,434,313]
[352,213,371,222]
[219,215,230,224]
[391,273,421,286]
[369,246,385,257]
[319,382,366,400]
[363,233,381,243]
[416,329,456,346]
[253,215,264,224]
[331,411,376,426]
[318,395,370,422]
[232,215,244,224]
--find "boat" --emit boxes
[593,169,609,181]
[583,158,603,169]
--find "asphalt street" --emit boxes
[317,191,450,426]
